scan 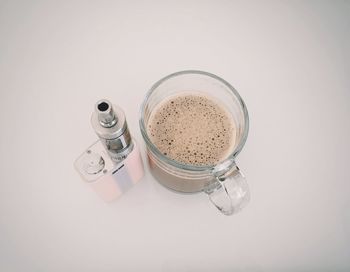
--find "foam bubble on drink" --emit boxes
[147,92,236,166]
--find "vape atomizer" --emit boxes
[74,99,144,202]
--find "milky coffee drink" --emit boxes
[148,92,236,166]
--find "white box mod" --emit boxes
[74,99,144,202]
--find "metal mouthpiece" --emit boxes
[95,100,117,127]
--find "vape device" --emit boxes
[74,99,144,202]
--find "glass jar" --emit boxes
[139,70,249,215]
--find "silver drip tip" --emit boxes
[95,100,117,127]
[91,99,133,162]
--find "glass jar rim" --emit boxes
[139,70,249,172]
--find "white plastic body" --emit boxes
[74,139,144,202]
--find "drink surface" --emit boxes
[147,92,236,166]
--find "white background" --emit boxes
[0,1,349,271]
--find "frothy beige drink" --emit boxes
[148,92,236,166]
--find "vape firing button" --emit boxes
[83,151,105,175]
